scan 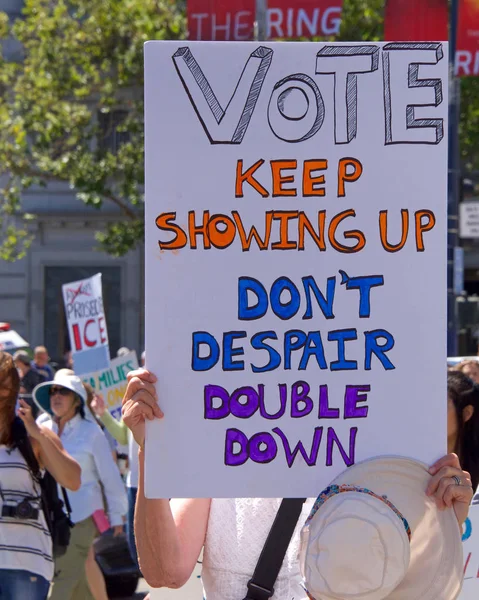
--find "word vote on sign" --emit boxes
[145,41,448,498]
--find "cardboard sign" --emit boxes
[144,41,448,498]
[82,351,139,453]
[62,273,110,375]
[187,0,342,41]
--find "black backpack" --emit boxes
[12,417,74,558]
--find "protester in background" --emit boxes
[454,359,479,385]
[84,383,117,460]
[0,351,81,600]
[32,346,54,382]
[141,351,145,367]
[122,368,473,598]
[63,351,73,370]
[33,373,127,600]
[448,370,479,490]
[14,350,45,419]
[90,393,140,569]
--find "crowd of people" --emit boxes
[0,345,145,600]
[0,343,479,599]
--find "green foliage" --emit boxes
[338,0,384,41]
[460,77,479,173]
[0,0,477,260]
[0,0,185,260]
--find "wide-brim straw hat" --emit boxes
[300,456,463,600]
[33,372,87,416]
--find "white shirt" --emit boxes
[202,498,314,600]
[42,415,127,526]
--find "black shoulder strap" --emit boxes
[61,486,72,516]
[243,498,306,600]
[11,417,41,480]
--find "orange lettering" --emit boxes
[329,209,365,253]
[271,211,299,250]
[208,214,236,249]
[236,159,268,197]
[155,212,187,250]
[338,157,363,197]
[271,160,297,197]
[232,210,273,251]
[298,211,326,251]
[303,160,327,197]
[415,210,436,251]
[188,210,211,250]
[379,210,409,252]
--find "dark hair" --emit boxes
[448,371,479,490]
[0,351,20,446]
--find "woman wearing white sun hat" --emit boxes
[120,367,472,600]
[300,455,466,600]
[33,372,127,600]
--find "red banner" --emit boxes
[457,0,479,76]
[187,0,343,41]
[384,0,448,42]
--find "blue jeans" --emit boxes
[0,569,50,600]
[127,486,140,570]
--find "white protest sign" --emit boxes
[62,273,110,375]
[82,351,138,422]
[82,351,138,453]
[144,41,448,498]
[461,503,479,597]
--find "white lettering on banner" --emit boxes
[190,6,342,42]
[190,13,209,40]
[456,50,479,76]
[172,43,445,146]
[235,11,251,40]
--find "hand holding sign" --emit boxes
[427,453,474,526]
[121,369,162,448]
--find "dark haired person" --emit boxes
[33,373,127,600]
[0,351,80,599]
[447,370,479,490]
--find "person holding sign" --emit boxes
[122,368,472,600]
[447,370,479,491]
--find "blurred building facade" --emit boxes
[0,0,143,363]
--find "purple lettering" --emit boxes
[344,385,370,419]
[291,381,314,418]
[230,386,260,418]
[204,384,230,419]
[260,383,287,419]
[326,427,358,467]
[224,428,249,466]
[249,432,277,463]
[272,426,323,468]
[318,385,340,418]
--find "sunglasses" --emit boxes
[49,387,71,397]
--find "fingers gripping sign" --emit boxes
[122,369,163,448]
[427,453,474,525]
